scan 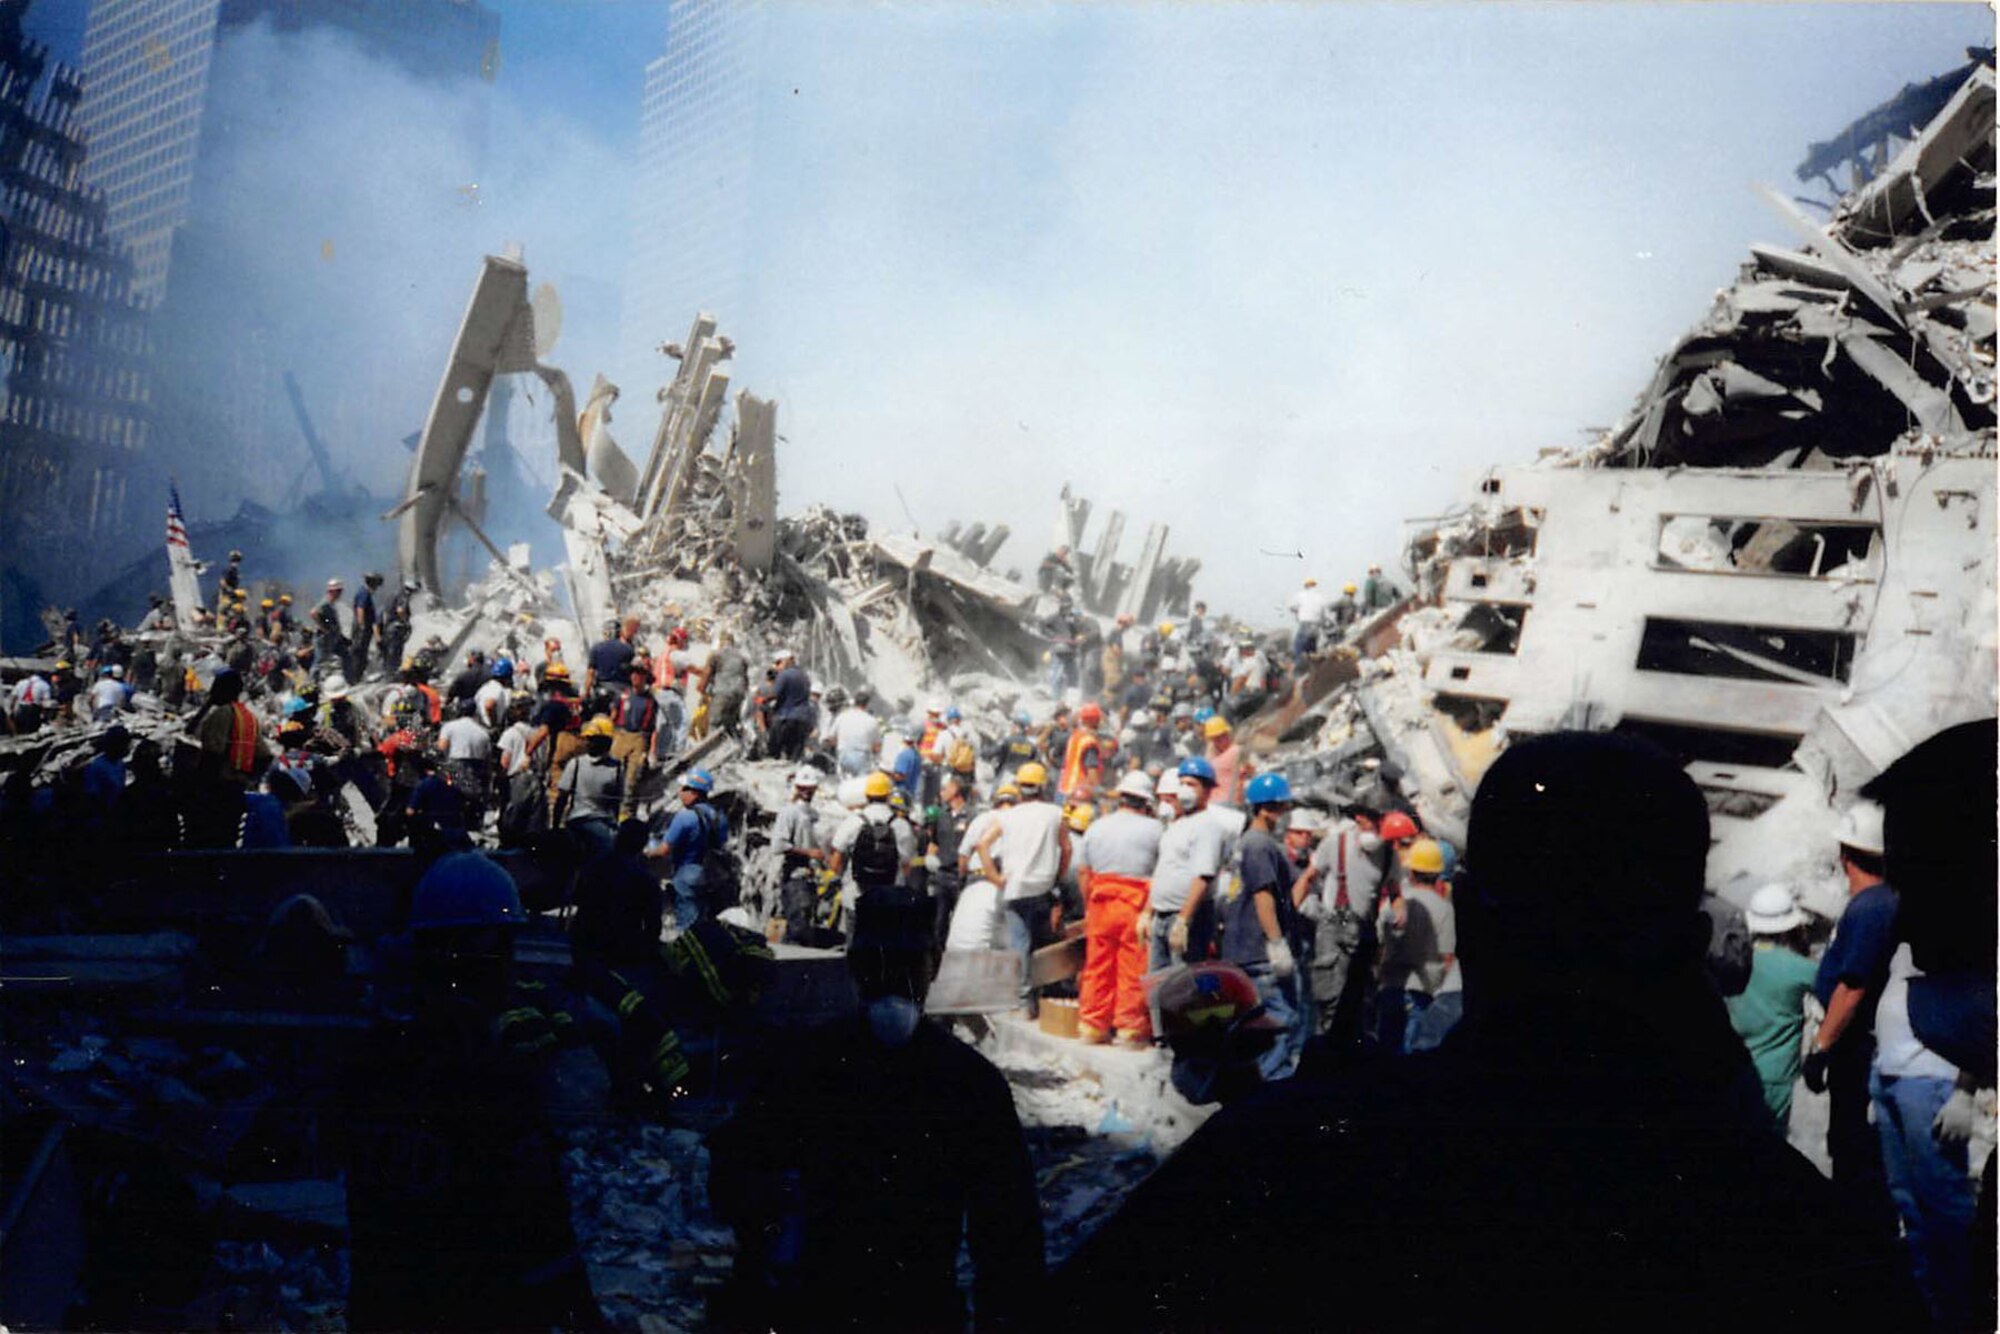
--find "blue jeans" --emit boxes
[1870,1067,1976,1328]
[1408,990,1463,1053]
[671,866,706,932]
[1244,964,1303,1081]
[1374,988,1414,1054]
[837,747,872,776]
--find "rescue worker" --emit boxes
[311,578,348,675]
[568,819,691,1117]
[473,657,514,731]
[610,663,661,821]
[1330,582,1360,632]
[584,618,634,699]
[700,630,750,741]
[1804,799,1899,1235]
[1218,772,1304,1078]
[381,581,416,674]
[646,769,730,932]
[437,699,495,831]
[920,774,977,955]
[1042,594,1085,697]
[1223,636,1270,724]
[339,853,602,1331]
[1361,561,1397,611]
[349,573,382,680]
[1204,715,1247,807]
[1726,883,1817,1130]
[770,767,828,938]
[217,548,244,605]
[708,891,1044,1331]
[830,685,880,776]
[7,666,54,734]
[1288,577,1327,664]
[1153,961,1286,1106]
[189,668,270,846]
[766,648,815,761]
[1293,801,1393,1050]
[1038,704,1073,781]
[445,648,489,709]
[1076,770,1163,1047]
[1059,701,1106,803]
[1379,836,1461,1055]
[553,715,623,857]
[830,771,916,934]
[990,709,1040,786]
[970,761,1070,1013]
[1156,756,1240,970]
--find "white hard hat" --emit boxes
[326,577,344,590]
[1287,807,1327,836]
[927,699,945,714]
[1156,770,1181,797]
[772,646,795,664]
[321,675,350,700]
[1116,770,1156,802]
[1745,883,1806,935]
[791,766,821,789]
[1835,799,1886,856]
[836,775,867,810]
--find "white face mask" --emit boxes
[1178,781,1202,808]
[865,995,922,1047]
[1157,800,1178,823]
[1357,830,1382,853]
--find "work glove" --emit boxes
[1167,915,1190,959]
[1135,909,1152,942]
[1267,936,1296,979]
[1802,1047,1832,1095]
[924,853,942,873]
[1933,1086,1981,1148]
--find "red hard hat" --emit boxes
[1153,963,1283,1044]
[1079,702,1103,726]
[1379,810,1420,842]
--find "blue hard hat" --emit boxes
[408,853,525,932]
[1177,756,1217,784]
[283,697,313,718]
[681,769,715,794]
[945,705,962,722]
[1245,772,1294,807]
[490,657,514,679]
[1192,706,1216,724]
[1013,709,1032,726]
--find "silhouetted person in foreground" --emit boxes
[1056,730,1917,1331]
[708,889,1043,1331]
[1860,717,1996,1331]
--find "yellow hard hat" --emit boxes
[280,594,293,604]
[864,771,895,799]
[1064,801,1094,833]
[545,662,571,680]
[581,715,615,738]
[1015,761,1048,789]
[1405,838,1445,875]
[260,598,275,609]
[1203,717,1231,739]
[1158,621,1174,637]
[995,783,1020,804]
[1343,583,1357,595]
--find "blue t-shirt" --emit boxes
[771,666,815,723]
[587,638,634,684]
[891,746,921,798]
[1810,882,1898,1012]
[1220,828,1295,969]
[654,803,729,872]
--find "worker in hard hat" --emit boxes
[349,572,383,680]
[991,708,1041,788]
[1804,799,1899,1233]
[1058,701,1107,803]
[646,769,731,932]
[829,771,917,936]
[830,686,881,776]
[1076,770,1164,1046]
[970,761,1071,1013]
[767,767,829,939]
[1294,801,1396,1050]
[1361,562,1398,612]
[1152,961,1287,1106]
[1041,593,1087,699]
[1377,837,1460,1055]
[339,853,603,1332]
[767,648,815,761]
[1330,582,1360,633]
[1223,637,1271,727]
[553,715,623,855]
[1152,756,1243,971]
[311,577,349,675]
[1725,883,1818,1129]
[1219,772,1306,1077]
[1203,714,1250,808]
[610,663,662,821]
[920,772,978,955]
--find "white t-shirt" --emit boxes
[473,678,509,727]
[1079,808,1163,879]
[1290,587,1328,626]
[990,800,1066,901]
[832,707,881,756]
[438,716,493,761]
[498,720,534,775]
[961,808,1002,878]
[1232,653,1268,693]
[88,678,126,713]
[946,879,1007,951]
[1150,805,1238,913]
[1874,943,1958,1080]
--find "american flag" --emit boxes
[167,483,190,549]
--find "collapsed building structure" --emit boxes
[1242,52,1996,921]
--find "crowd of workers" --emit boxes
[2,547,1991,1331]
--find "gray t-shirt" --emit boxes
[1381,883,1458,996]
[771,800,822,857]
[559,754,623,822]
[1149,805,1236,913]
[1310,821,1387,920]
[1078,808,1163,879]
[439,716,493,761]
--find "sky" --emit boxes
[29,1,1996,624]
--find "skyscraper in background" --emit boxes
[623,0,765,374]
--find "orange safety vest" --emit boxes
[225,701,259,775]
[919,720,944,756]
[416,682,442,725]
[1060,730,1103,799]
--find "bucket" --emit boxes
[1038,996,1080,1039]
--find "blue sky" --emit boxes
[31,1,1995,621]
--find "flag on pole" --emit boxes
[165,482,205,632]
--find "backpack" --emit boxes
[850,816,902,887]
[947,736,978,774]
[695,804,740,914]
